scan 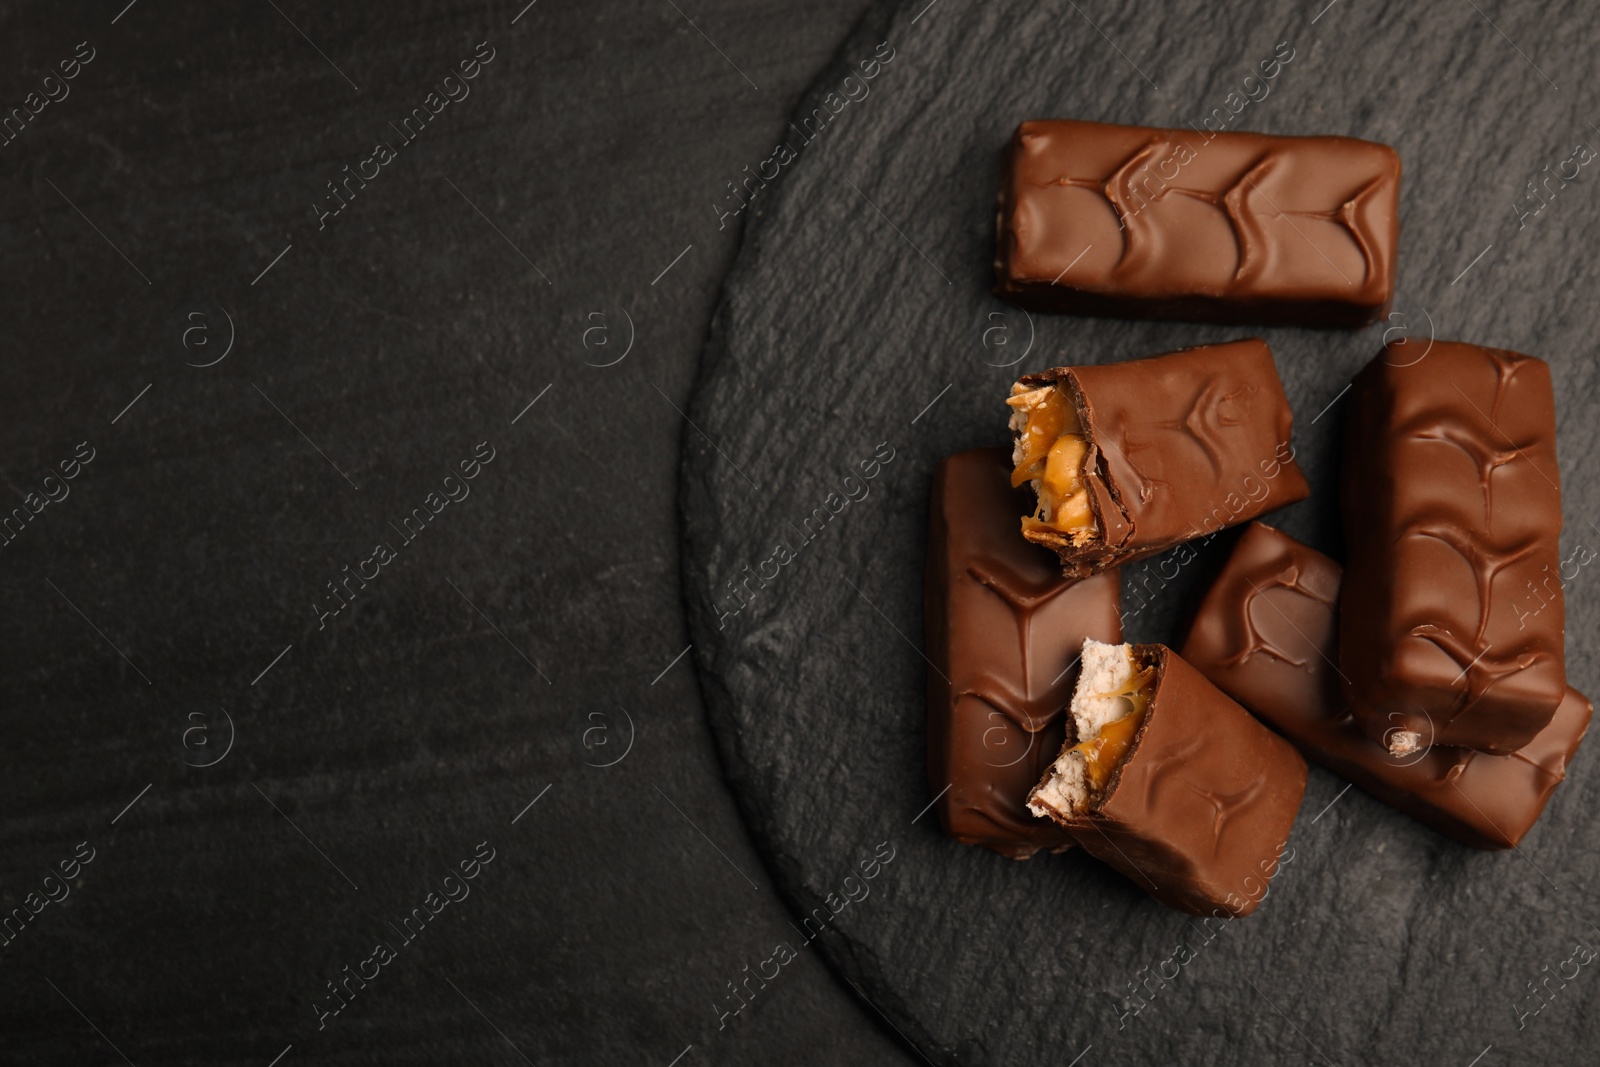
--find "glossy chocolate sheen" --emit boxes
[1055,646,1307,916]
[1016,340,1309,577]
[924,448,1122,859]
[1183,522,1591,850]
[1340,341,1566,755]
[994,119,1400,327]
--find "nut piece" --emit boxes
[1006,382,1096,539]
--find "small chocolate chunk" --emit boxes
[1009,339,1309,578]
[1029,640,1307,916]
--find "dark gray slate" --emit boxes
[681,1,1600,1063]
[0,2,920,1064]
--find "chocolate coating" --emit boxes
[994,119,1400,327]
[1016,340,1309,577]
[924,448,1123,858]
[1183,521,1590,849]
[1049,645,1307,916]
[1340,341,1566,755]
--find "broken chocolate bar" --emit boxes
[1341,341,1566,756]
[924,448,1123,859]
[1029,640,1307,915]
[1182,521,1590,849]
[1008,340,1309,578]
[994,119,1400,327]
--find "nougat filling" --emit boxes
[1029,640,1155,818]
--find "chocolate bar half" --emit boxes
[924,448,1122,859]
[1029,640,1307,916]
[1341,341,1566,756]
[1182,522,1590,849]
[1008,340,1309,578]
[994,119,1400,327]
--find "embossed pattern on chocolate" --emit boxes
[924,448,1123,858]
[1010,340,1309,578]
[994,119,1400,327]
[1183,522,1590,849]
[1341,341,1566,755]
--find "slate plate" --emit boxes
[679,1,1600,1062]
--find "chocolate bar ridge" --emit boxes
[1340,341,1566,755]
[1182,521,1589,849]
[994,119,1400,327]
[924,448,1122,858]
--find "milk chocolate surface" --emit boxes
[1037,645,1307,916]
[924,448,1122,858]
[1340,341,1566,755]
[1012,340,1309,578]
[1183,522,1590,849]
[994,119,1400,327]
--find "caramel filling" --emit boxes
[1067,664,1153,792]
[1007,384,1096,536]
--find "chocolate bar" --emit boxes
[1341,341,1566,755]
[994,119,1400,327]
[1029,640,1307,915]
[1182,521,1590,849]
[1008,340,1309,578]
[924,448,1122,859]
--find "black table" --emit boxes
[0,2,912,1064]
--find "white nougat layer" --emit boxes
[1028,638,1138,820]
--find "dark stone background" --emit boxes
[0,1,928,1065]
[683,0,1600,1064]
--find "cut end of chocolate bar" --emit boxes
[1387,731,1422,756]
[1007,381,1099,544]
[1028,639,1152,822]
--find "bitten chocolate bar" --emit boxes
[1341,341,1566,756]
[1029,640,1307,916]
[924,448,1123,859]
[994,119,1400,327]
[1008,340,1309,578]
[1183,522,1590,850]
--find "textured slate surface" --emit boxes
[681,1,1600,1063]
[0,2,921,1065]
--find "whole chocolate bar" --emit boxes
[1341,341,1566,755]
[924,448,1123,859]
[1183,522,1590,849]
[1028,640,1307,916]
[994,119,1400,327]
[1008,340,1309,578]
